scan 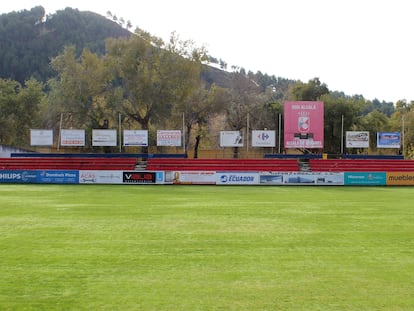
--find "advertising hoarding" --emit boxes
[220,131,244,147]
[123,130,148,147]
[157,130,181,146]
[284,101,324,149]
[377,132,401,148]
[252,130,276,147]
[60,129,85,146]
[216,172,259,185]
[92,129,117,146]
[30,129,53,146]
[346,131,369,148]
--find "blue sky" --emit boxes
[2,0,413,103]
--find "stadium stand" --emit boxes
[0,157,138,170]
[146,158,300,172]
[309,159,414,172]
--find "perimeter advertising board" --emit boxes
[386,172,414,186]
[171,171,216,184]
[344,172,386,186]
[216,172,259,185]
[0,170,37,183]
[260,172,344,185]
[284,101,324,149]
[79,170,123,184]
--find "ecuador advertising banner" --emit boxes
[284,101,324,149]
[387,172,414,186]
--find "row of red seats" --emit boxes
[146,158,300,172]
[309,159,414,172]
[0,157,137,171]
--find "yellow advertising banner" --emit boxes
[387,172,414,186]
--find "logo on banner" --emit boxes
[298,116,310,132]
[258,132,270,141]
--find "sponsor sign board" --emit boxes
[157,130,181,146]
[172,171,216,184]
[284,101,324,149]
[0,170,37,183]
[60,129,85,146]
[123,130,148,146]
[344,172,386,186]
[30,129,53,146]
[252,130,276,147]
[346,131,369,148]
[36,170,79,184]
[123,171,157,184]
[386,172,414,186]
[79,170,123,184]
[92,129,117,146]
[216,172,259,185]
[279,172,344,185]
[220,131,244,147]
[377,132,401,148]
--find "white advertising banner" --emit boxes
[157,130,181,146]
[216,172,259,185]
[220,131,244,147]
[172,171,216,184]
[123,130,148,146]
[346,131,369,148]
[60,129,85,146]
[30,129,53,146]
[92,129,117,146]
[252,130,276,147]
[79,170,123,184]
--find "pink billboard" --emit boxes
[284,101,324,149]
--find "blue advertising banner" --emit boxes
[377,132,400,148]
[344,172,386,186]
[0,170,38,183]
[36,170,79,184]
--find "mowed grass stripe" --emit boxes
[0,185,413,310]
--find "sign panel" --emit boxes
[172,171,216,185]
[216,172,259,185]
[344,172,386,186]
[79,170,123,184]
[123,130,148,147]
[281,172,344,185]
[157,130,181,146]
[123,171,157,184]
[0,170,37,183]
[30,129,53,146]
[386,172,414,186]
[346,131,369,148]
[36,170,79,184]
[284,101,324,149]
[220,131,244,147]
[60,129,85,146]
[377,132,401,148]
[252,130,276,147]
[92,129,117,146]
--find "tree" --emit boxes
[105,30,207,153]
[290,77,329,101]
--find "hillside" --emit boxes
[0,6,131,83]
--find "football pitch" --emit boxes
[0,184,413,310]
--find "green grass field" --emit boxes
[0,185,413,310]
